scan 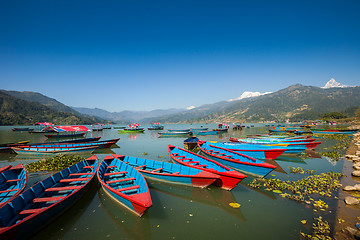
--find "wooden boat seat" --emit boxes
[83,166,94,169]
[45,186,81,192]
[104,171,127,176]
[135,165,147,169]
[223,155,232,158]
[172,172,180,174]
[59,177,89,182]
[106,177,136,184]
[180,158,192,160]
[6,179,20,182]
[174,155,186,158]
[19,207,48,215]
[69,172,92,176]
[0,188,20,193]
[106,165,117,168]
[33,196,63,203]
[197,164,208,168]
[118,185,139,192]
[187,161,200,164]
[151,168,163,172]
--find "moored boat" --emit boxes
[11,145,99,155]
[229,138,321,151]
[45,132,86,139]
[168,145,246,190]
[12,128,34,132]
[183,136,199,150]
[20,138,119,149]
[112,154,220,188]
[197,141,276,177]
[147,122,164,130]
[158,131,192,137]
[97,155,152,217]
[207,142,285,160]
[0,156,98,240]
[0,141,30,153]
[0,164,27,208]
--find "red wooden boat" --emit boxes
[168,145,247,190]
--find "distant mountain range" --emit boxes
[71,107,185,123]
[150,81,360,123]
[1,79,359,125]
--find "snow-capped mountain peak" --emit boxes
[322,78,350,88]
[228,91,271,102]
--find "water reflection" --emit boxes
[30,181,99,240]
[98,187,152,240]
[147,179,246,222]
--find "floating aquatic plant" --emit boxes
[26,154,86,172]
[300,216,332,240]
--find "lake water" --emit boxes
[0,124,345,240]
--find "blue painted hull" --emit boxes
[97,155,152,217]
[112,154,218,188]
[0,157,98,240]
[198,142,276,177]
[0,164,27,208]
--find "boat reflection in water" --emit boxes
[30,180,99,240]
[146,179,246,222]
[98,188,152,240]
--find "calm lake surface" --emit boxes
[0,124,345,240]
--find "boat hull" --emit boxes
[198,142,276,177]
[113,154,219,188]
[0,157,98,240]
[97,156,152,217]
[168,145,246,190]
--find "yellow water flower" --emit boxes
[229,202,241,208]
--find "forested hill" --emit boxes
[151,84,360,123]
[0,91,99,126]
[2,90,79,114]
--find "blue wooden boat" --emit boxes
[196,130,219,135]
[112,154,219,188]
[158,131,192,137]
[168,129,190,133]
[28,137,101,145]
[229,138,319,152]
[205,142,285,160]
[11,145,99,155]
[168,145,246,190]
[197,142,276,177]
[44,132,86,139]
[190,127,208,131]
[310,129,359,134]
[22,138,119,149]
[0,164,27,208]
[0,141,30,153]
[0,156,98,240]
[97,155,152,217]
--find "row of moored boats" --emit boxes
[0,134,324,239]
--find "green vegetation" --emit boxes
[26,155,85,172]
[317,134,352,160]
[321,112,348,120]
[249,168,342,240]
[0,91,100,125]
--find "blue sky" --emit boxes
[1,0,359,112]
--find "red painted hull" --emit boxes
[168,145,246,190]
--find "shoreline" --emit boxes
[334,127,360,239]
